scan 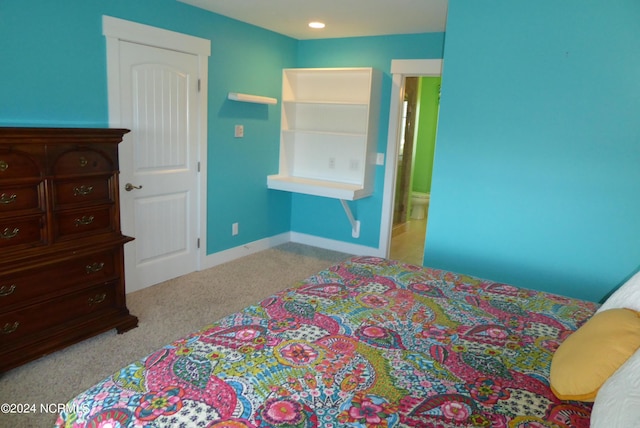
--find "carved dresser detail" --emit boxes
[0,127,138,372]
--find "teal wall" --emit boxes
[425,1,640,302]
[0,0,445,258]
[0,0,296,253]
[411,77,441,194]
[293,34,445,247]
[8,0,629,303]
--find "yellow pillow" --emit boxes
[550,308,640,402]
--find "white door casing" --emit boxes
[103,16,210,292]
[379,59,442,259]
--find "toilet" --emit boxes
[410,192,430,220]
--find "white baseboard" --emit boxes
[129,232,383,293]
[289,232,384,257]
[199,232,384,272]
[200,232,291,270]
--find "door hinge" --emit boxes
[197,79,201,92]
[197,238,200,249]
[197,161,201,172]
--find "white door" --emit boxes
[116,41,200,292]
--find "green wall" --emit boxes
[411,77,441,194]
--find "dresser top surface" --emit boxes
[0,127,130,141]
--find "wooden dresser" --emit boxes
[0,127,138,372]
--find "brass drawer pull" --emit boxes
[88,293,107,305]
[0,193,17,204]
[73,185,94,196]
[1,322,19,335]
[86,262,105,274]
[0,160,7,172]
[0,284,16,296]
[1,227,19,239]
[74,215,94,227]
[79,156,88,167]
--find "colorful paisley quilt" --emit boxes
[56,257,597,427]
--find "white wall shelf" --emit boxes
[267,175,372,200]
[267,67,381,201]
[228,92,278,105]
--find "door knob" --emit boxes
[124,183,143,191]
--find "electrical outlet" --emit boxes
[328,157,336,169]
[232,222,239,236]
[234,125,244,138]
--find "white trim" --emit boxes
[199,233,292,271]
[103,16,211,56]
[378,59,442,260]
[157,230,382,281]
[390,59,442,75]
[103,15,211,274]
[290,232,384,257]
[124,230,381,290]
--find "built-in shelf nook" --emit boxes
[267,67,381,237]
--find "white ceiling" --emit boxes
[178,0,448,40]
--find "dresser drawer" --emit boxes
[54,206,114,241]
[0,128,135,372]
[0,249,119,309]
[0,150,41,179]
[0,282,117,344]
[0,182,43,214]
[53,176,113,208]
[52,148,115,176]
[0,215,45,249]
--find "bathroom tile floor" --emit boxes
[390,218,427,266]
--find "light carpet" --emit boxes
[0,243,351,428]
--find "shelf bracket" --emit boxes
[340,199,361,238]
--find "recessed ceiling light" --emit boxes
[308,21,325,29]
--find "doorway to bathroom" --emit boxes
[389,75,441,265]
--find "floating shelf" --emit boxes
[228,92,277,105]
[267,175,368,201]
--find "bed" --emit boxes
[55,256,640,427]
